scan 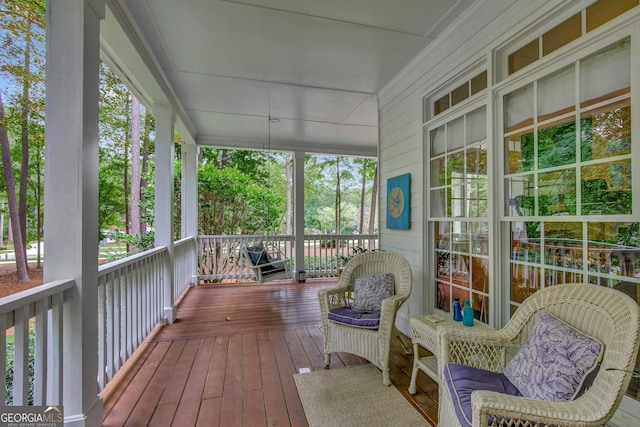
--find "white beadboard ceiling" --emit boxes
[103,0,473,155]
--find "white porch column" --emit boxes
[44,0,104,425]
[154,105,176,323]
[181,143,198,286]
[181,144,198,238]
[294,151,305,272]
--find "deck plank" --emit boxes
[257,331,291,426]
[102,279,440,426]
[172,337,215,426]
[220,334,244,427]
[202,335,228,400]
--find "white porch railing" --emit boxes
[174,236,197,300]
[1,279,74,405]
[2,232,375,406]
[197,233,378,282]
[96,246,167,389]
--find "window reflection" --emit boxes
[505,131,534,173]
[538,169,576,216]
[582,162,631,215]
[431,106,490,322]
[581,101,631,162]
[538,119,576,169]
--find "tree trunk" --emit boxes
[285,152,292,233]
[0,90,29,282]
[368,164,378,235]
[35,143,42,268]
[18,32,31,268]
[0,198,4,246]
[335,157,341,234]
[285,152,292,256]
[7,211,12,242]
[359,161,367,235]
[124,121,130,233]
[140,111,152,233]
[130,95,141,235]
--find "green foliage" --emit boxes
[198,163,284,235]
[617,223,640,247]
[303,155,376,233]
[98,157,126,239]
[337,246,377,267]
[201,147,271,183]
[117,230,155,253]
[538,121,576,169]
[5,328,35,405]
[0,0,46,257]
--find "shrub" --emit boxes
[5,329,35,405]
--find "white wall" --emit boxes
[377,0,615,335]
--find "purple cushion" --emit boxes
[328,306,380,329]
[503,311,603,402]
[444,363,522,427]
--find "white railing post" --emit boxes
[154,104,176,323]
[47,292,63,404]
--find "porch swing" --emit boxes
[241,241,291,283]
[240,115,292,283]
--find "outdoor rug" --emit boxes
[293,364,430,427]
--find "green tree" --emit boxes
[0,90,28,281]
[198,163,283,235]
[98,62,132,240]
[354,158,377,234]
[0,0,45,273]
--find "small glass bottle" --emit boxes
[463,298,474,326]
[453,297,463,321]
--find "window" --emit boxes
[503,40,634,315]
[428,72,487,118]
[505,0,638,76]
[428,106,490,322]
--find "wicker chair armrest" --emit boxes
[318,283,353,311]
[471,391,599,427]
[439,327,512,371]
[380,293,409,311]
[375,293,409,339]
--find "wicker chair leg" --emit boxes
[382,369,390,386]
[324,353,330,367]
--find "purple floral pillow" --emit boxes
[504,311,604,402]
[351,273,395,313]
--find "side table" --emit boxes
[408,313,493,394]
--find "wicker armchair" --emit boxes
[438,283,640,427]
[318,251,412,385]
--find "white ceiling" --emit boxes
[103,0,474,156]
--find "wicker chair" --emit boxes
[318,251,412,385]
[438,282,640,427]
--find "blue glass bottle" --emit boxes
[453,297,463,321]
[463,299,474,326]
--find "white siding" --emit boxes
[378,0,640,420]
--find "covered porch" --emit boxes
[99,279,438,426]
[3,0,640,426]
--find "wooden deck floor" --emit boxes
[101,279,439,426]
